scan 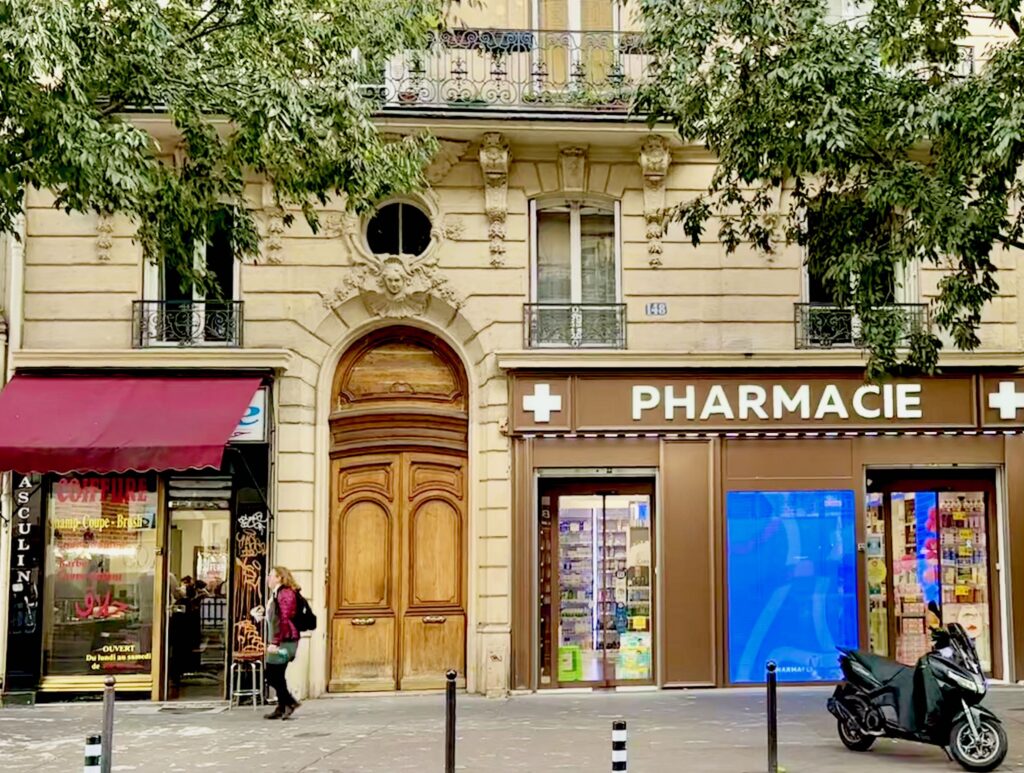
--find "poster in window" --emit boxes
[43,475,158,677]
[726,490,858,683]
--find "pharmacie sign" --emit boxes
[512,373,1024,433]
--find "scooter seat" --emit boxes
[850,651,913,685]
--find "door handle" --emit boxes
[423,615,447,624]
[351,617,376,626]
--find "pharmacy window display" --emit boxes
[42,475,159,679]
[865,483,994,673]
[538,483,654,687]
[726,490,859,683]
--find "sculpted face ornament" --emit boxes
[381,257,408,298]
[322,246,463,319]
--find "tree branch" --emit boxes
[995,233,1024,250]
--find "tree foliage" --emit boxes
[637,0,1024,377]
[0,0,447,295]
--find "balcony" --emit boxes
[525,303,627,348]
[133,300,244,348]
[794,303,929,350]
[375,29,650,114]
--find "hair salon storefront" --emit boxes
[509,369,1024,690]
[0,373,272,702]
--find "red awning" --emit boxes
[0,374,262,474]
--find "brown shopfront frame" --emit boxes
[510,369,1024,690]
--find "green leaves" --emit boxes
[639,0,1023,375]
[0,0,446,295]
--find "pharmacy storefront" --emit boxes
[0,373,272,701]
[507,369,1024,690]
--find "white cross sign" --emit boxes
[523,383,562,423]
[988,381,1024,420]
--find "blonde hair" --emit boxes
[272,565,300,591]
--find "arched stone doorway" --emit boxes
[327,326,468,692]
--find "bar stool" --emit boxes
[230,655,264,710]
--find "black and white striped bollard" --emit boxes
[612,720,627,771]
[83,734,102,773]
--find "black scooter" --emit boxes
[827,622,1007,771]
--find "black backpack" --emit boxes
[289,589,318,633]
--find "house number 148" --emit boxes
[644,302,668,317]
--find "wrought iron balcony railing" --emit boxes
[132,300,243,348]
[374,29,650,113]
[794,303,929,350]
[525,303,627,348]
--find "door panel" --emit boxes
[400,453,467,687]
[409,498,461,606]
[330,451,466,691]
[330,616,397,691]
[340,499,392,607]
[331,454,401,691]
[400,615,466,689]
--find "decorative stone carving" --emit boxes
[559,146,588,192]
[638,135,672,267]
[478,132,511,267]
[443,215,466,241]
[426,140,470,184]
[96,213,114,262]
[320,249,462,318]
[323,212,351,239]
[324,191,460,318]
[263,207,285,264]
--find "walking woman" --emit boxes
[265,566,301,719]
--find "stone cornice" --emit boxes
[11,348,294,372]
[496,350,1024,371]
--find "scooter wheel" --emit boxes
[949,716,1008,772]
[837,718,876,752]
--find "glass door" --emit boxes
[539,482,654,688]
[865,482,995,673]
[164,477,232,700]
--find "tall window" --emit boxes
[534,200,618,305]
[142,211,240,346]
[800,208,919,349]
[529,199,623,348]
[534,0,620,88]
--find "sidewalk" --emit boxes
[2,686,1024,772]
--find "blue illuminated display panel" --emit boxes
[727,490,859,683]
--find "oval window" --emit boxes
[365,202,433,257]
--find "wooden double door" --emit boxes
[328,450,467,691]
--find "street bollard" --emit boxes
[766,661,778,773]
[445,669,457,773]
[101,676,116,773]
[83,734,102,773]
[612,720,627,772]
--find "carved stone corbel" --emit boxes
[478,132,511,267]
[638,135,672,267]
[559,146,588,192]
[96,213,114,262]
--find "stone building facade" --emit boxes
[0,2,1022,702]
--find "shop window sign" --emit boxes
[5,474,45,691]
[726,489,858,683]
[43,475,158,678]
